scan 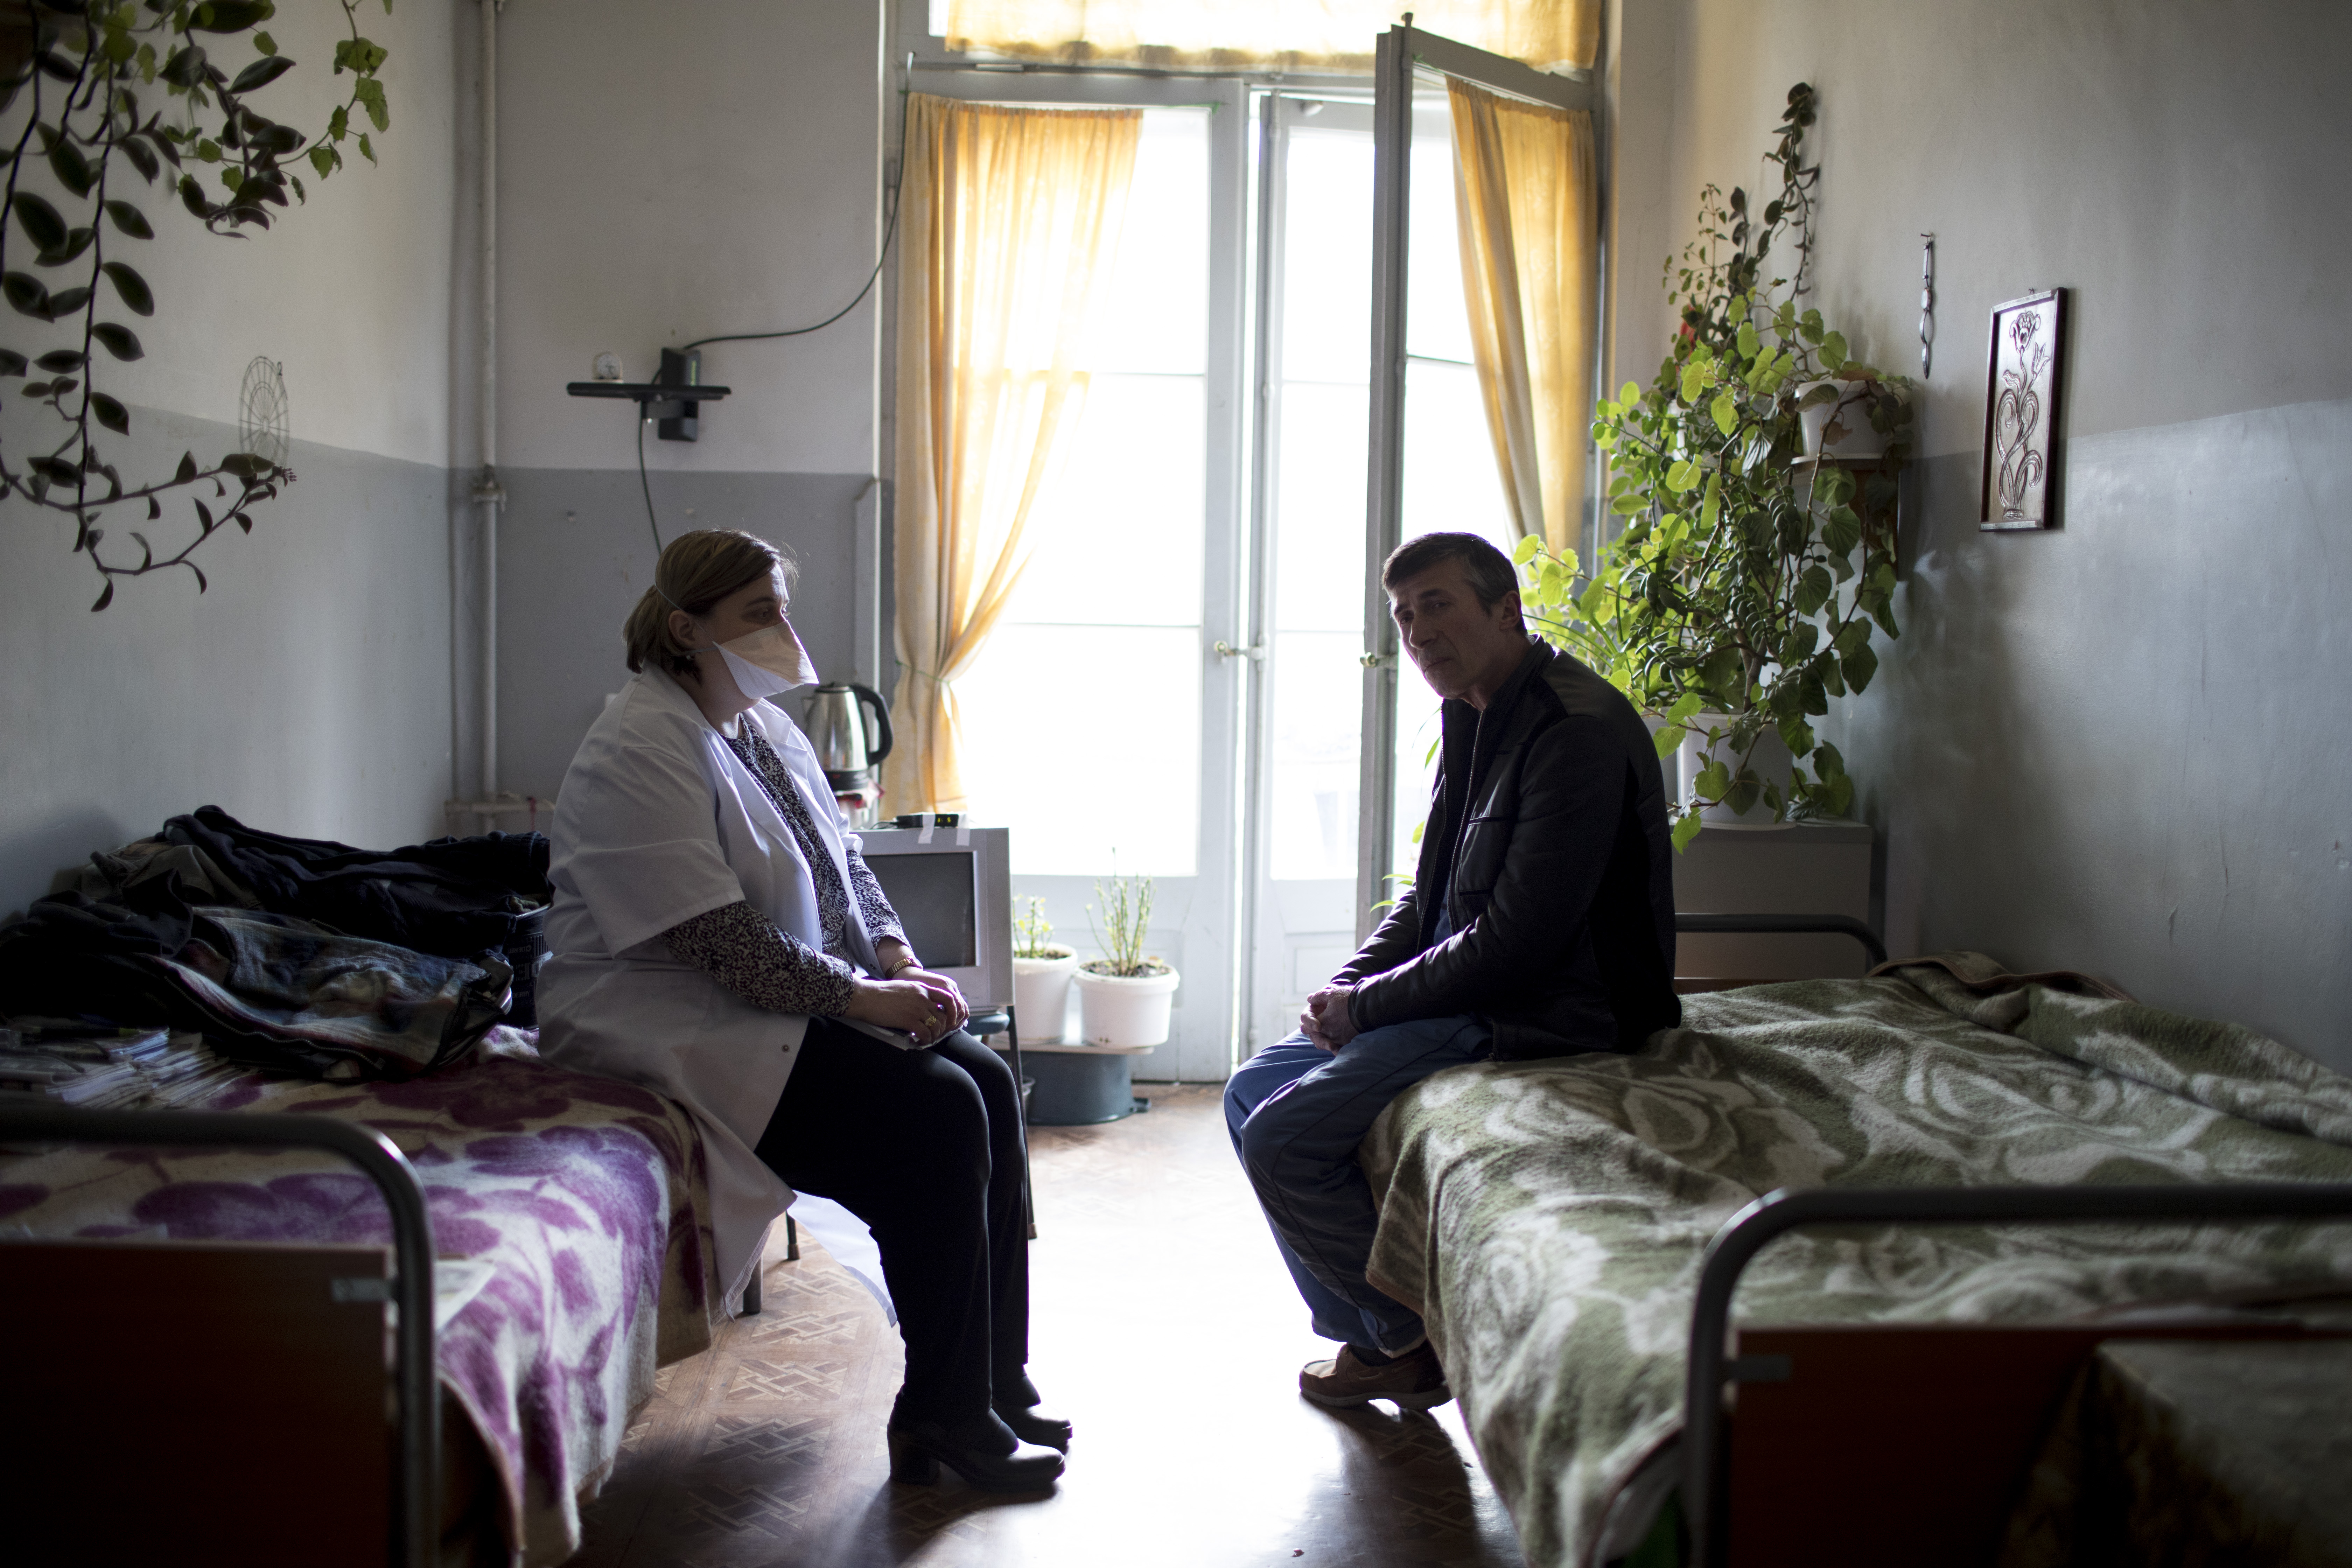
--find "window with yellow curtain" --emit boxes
[885,96,1143,819]
[949,106,1215,876]
[940,0,1597,73]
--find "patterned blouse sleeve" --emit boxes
[663,900,858,1017]
[846,844,909,951]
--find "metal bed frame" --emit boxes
[1683,1181,2352,1566]
[1675,911,1887,969]
[1660,912,2352,1560]
[0,1101,439,1568]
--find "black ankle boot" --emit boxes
[992,1369,1074,1451]
[887,1409,1065,1492]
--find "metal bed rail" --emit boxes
[1684,1181,2352,1567]
[0,1102,440,1568]
[1675,911,1888,969]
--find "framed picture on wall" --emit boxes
[1979,287,2068,530]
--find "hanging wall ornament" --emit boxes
[239,357,290,470]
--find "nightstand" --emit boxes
[1673,819,1876,981]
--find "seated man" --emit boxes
[1225,531,1681,1409]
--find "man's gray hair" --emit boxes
[1381,531,1520,610]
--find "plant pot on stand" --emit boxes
[1019,963,1180,1127]
[1795,377,1910,461]
[1010,949,1078,1044]
[1679,714,1796,830]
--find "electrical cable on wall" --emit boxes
[636,62,915,550]
[637,417,661,555]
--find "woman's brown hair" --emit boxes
[623,529,796,677]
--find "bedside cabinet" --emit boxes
[1673,819,1875,981]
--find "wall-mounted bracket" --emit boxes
[565,346,732,442]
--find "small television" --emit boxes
[853,825,1013,1011]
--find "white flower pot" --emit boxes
[1011,951,1078,1044]
[1796,379,1898,460]
[1678,713,1794,829]
[1072,965,1181,1048]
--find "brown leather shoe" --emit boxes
[1299,1342,1452,1411]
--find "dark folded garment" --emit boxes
[161,908,511,1079]
[0,893,507,1079]
[0,888,195,1034]
[158,806,549,1025]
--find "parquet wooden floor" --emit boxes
[572,1083,1523,1567]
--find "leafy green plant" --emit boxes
[1516,83,1911,848]
[1013,895,1072,961]
[1083,870,1165,978]
[2,0,395,609]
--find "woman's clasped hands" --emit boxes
[844,942,969,1046]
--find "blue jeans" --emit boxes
[1223,1015,1492,1353]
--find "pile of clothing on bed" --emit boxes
[0,806,549,1086]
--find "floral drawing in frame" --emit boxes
[1980,288,2068,530]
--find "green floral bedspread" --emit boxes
[1357,957,2352,1568]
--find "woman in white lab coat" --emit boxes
[536,528,1065,1492]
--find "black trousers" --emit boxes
[753,1017,1029,1424]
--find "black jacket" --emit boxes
[1340,639,1681,1058]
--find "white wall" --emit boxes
[0,2,464,908]
[1616,0,2352,1067]
[76,1,462,467]
[492,0,884,475]
[482,0,889,800]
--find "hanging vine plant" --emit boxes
[1,0,394,609]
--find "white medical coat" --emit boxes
[536,667,882,1304]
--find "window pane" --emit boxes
[1406,100,1475,365]
[1010,373,1205,628]
[1391,357,1516,878]
[1400,357,1512,543]
[957,624,1201,877]
[1271,380,1368,633]
[1265,121,1376,883]
[1267,630,1360,881]
[1086,109,1210,375]
[950,106,1209,882]
[1279,128,1374,385]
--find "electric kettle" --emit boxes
[802,683,894,827]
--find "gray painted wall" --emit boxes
[0,415,456,906]
[0,3,464,913]
[493,468,874,798]
[1848,401,2352,1069]
[482,0,889,811]
[1630,0,2352,1067]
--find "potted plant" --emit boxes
[1515,83,1912,847]
[1071,870,1179,1048]
[1009,897,1078,1044]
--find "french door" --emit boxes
[939,78,1251,1084]
[1236,85,1522,1054]
[932,28,1593,1076]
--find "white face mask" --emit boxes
[702,620,818,702]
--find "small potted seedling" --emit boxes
[1071,870,1180,1048]
[1010,897,1078,1044]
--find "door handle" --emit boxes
[1359,651,1395,668]
[1213,640,1266,662]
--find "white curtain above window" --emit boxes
[943,0,1597,75]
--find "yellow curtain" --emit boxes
[887,95,1142,815]
[945,0,1598,74]
[1447,78,1596,556]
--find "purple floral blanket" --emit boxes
[0,1034,719,1566]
